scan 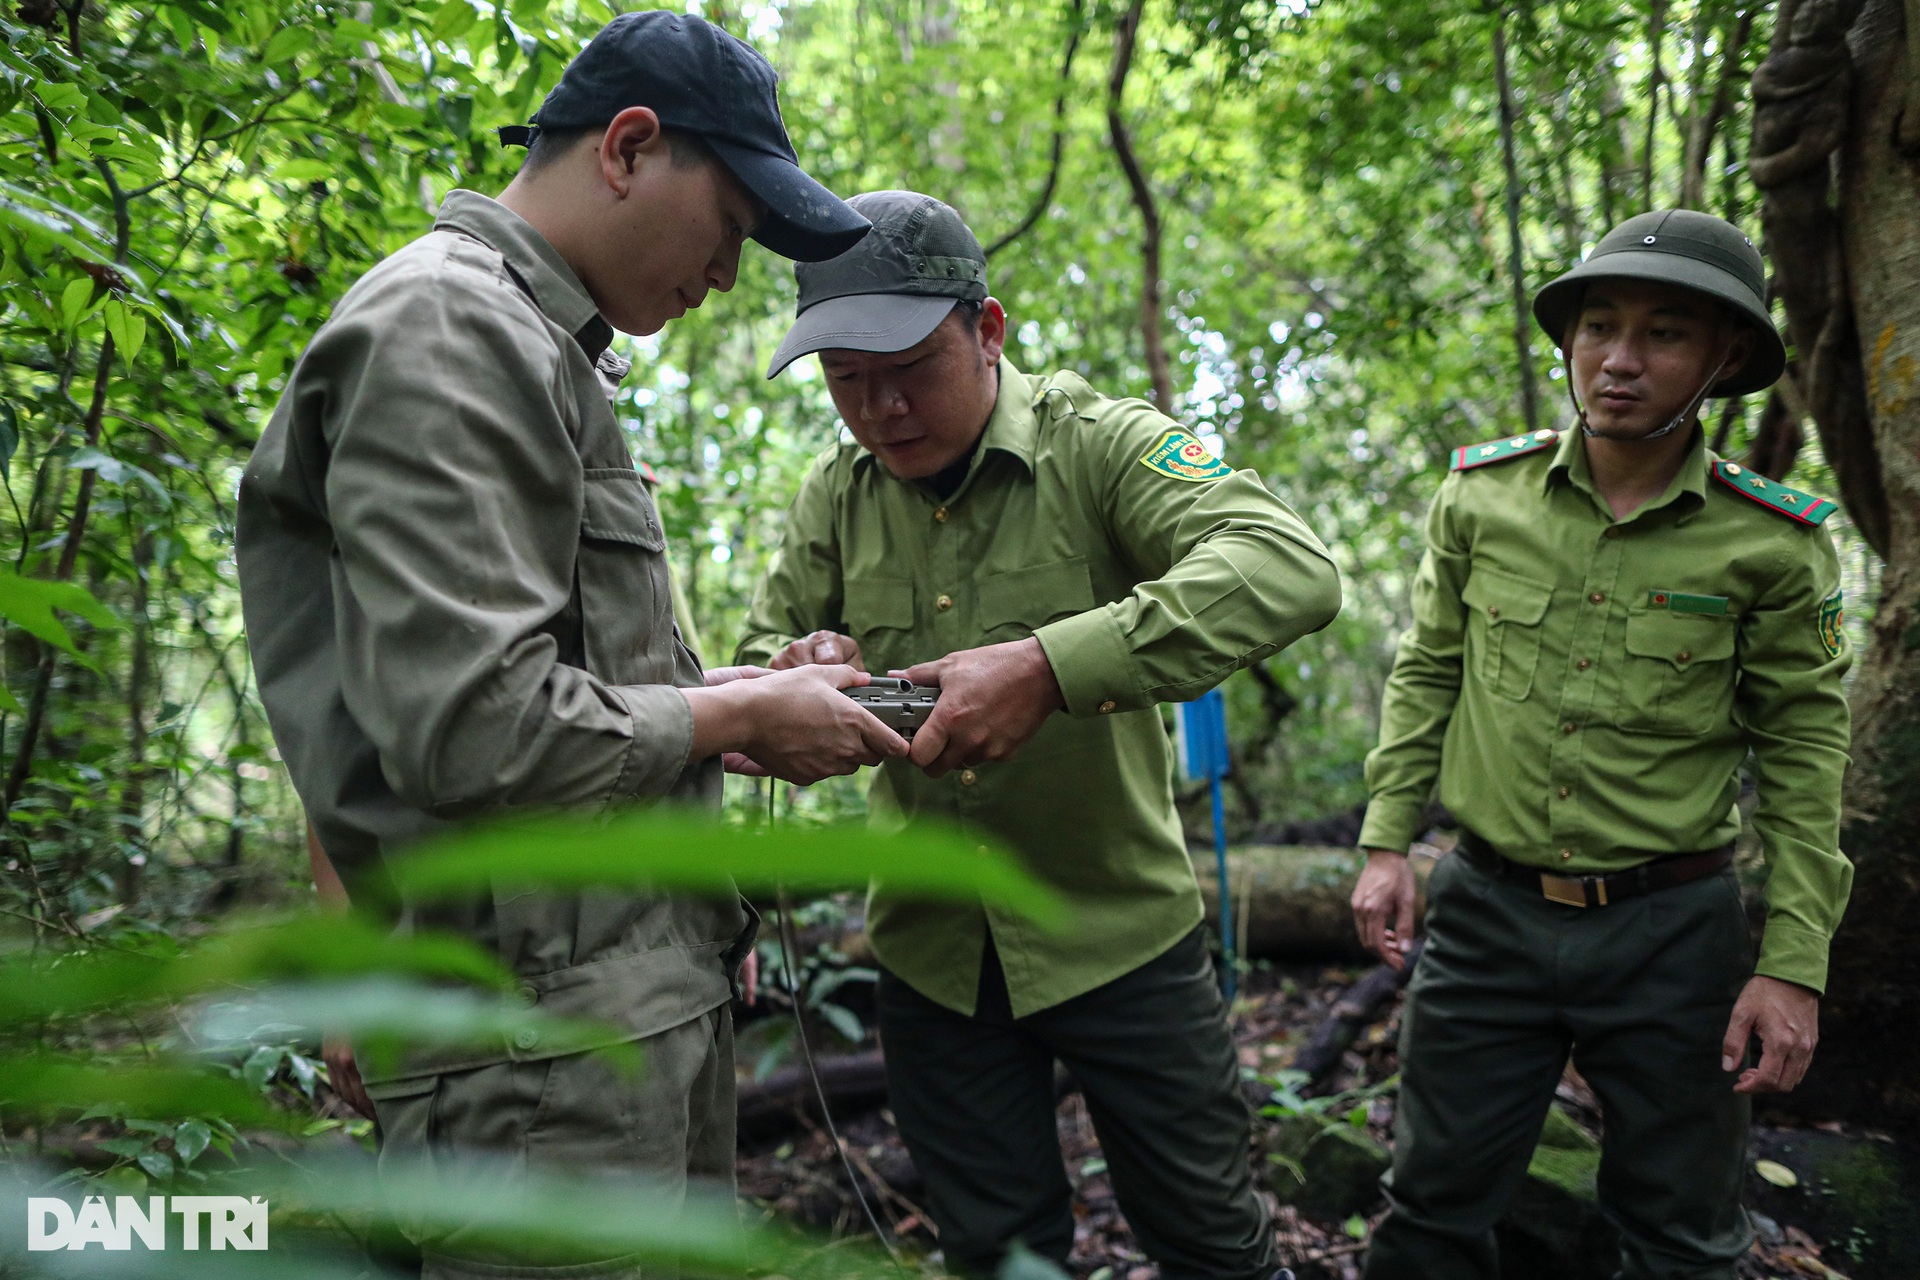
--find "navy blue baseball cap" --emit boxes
[499,11,869,263]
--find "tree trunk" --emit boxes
[1106,0,1173,408]
[1803,0,1920,1137]
[1491,6,1541,434]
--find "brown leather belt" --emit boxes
[1457,831,1734,909]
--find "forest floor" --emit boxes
[737,960,1886,1280]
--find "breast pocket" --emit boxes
[576,468,671,684]
[842,577,916,672]
[1616,608,1738,736]
[1460,566,1554,701]
[977,558,1096,643]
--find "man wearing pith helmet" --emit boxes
[739,190,1341,1279]
[1350,209,1853,1279]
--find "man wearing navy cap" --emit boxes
[238,14,899,1277]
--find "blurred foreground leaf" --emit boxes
[387,811,1067,929]
[0,1056,283,1127]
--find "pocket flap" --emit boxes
[580,469,665,551]
[1461,565,1554,625]
[978,559,1096,629]
[843,577,915,631]
[1625,608,1736,667]
[363,1074,439,1101]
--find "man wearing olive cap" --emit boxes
[1350,210,1853,1279]
[739,190,1340,1279]
[238,14,910,1278]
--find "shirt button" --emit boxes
[515,984,540,1007]
[1098,700,1117,714]
[1559,849,1573,861]
[1577,659,1592,671]
[1557,787,1570,799]
[514,1029,540,1050]
[1603,526,1621,538]
[934,506,949,523]
[936,594,954,612]
[1588,592,1605,604]
[1562,722,1577,735]
[1487,605,1500,619]
[1677,649,1692,662]
[960,768,977,786]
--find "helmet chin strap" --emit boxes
[1566,334,1733,443]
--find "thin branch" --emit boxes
[1680,8,1756,208]
[986,0,1085,258]
[1491,5,1541,433]
[1106,0,1172,407]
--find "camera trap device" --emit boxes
[843,677,939,737]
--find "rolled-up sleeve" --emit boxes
[315,265,692,816]
[1034,404,1342,716]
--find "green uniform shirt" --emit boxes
[738,359,1341,1017]
[237,191,745,1080]
[1358,427,1853,992]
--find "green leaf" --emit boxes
[432,0,480,42]
[0,571,120,668]
[263,25,316,64]
[1344,1213,1368,1239]
[102,298,147,369]
[136,1149,176,1180]
[60,276,95,329]
[198,24,220,62]
[385,810,1067,928]
[0,684,24,716]
[174,1117,213,1163]
[272,158,333,183]
[1755,1158,1798,1188]
[0,1055,285,1126]
[240,1044,284,1092]
[165,6,196,53]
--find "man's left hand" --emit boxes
[896,637,1066,778]
[1723,974,1820,1094]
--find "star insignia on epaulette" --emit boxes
[1711,459,1838,525]
[1450,428,1560,473]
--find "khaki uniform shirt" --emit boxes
[1359,427,1853,991]
[738,360,1341,1016]
[237,191,746,1080]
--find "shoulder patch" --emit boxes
[1139,429,1232,483]
[1449,429,1561,472]
[1710,460,1838,526]
[1818,590,1845,658]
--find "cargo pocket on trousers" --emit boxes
[365,1075,442,1244]
[1617,608,1737,736]
[1460,566,1554,701]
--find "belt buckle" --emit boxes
[1540,873,1591,908]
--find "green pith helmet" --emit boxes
[1531,209,1785,397]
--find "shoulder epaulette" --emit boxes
[1449,428,1562,472]
[1710,459,1838,526]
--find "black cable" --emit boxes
[769,783,905,1270]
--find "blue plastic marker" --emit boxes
[1176,687,1236,1003]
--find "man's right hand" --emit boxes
[767,630,866,672]
[1351,847,1419,971]
[684,663,907,785]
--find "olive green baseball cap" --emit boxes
[1531,209,1785,397]
[766,190,987,378]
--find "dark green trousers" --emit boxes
[1365,852,1754,1280]
[877,927,1277,1280]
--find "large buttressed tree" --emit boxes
[1751,0,1920,1133]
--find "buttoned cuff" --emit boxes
[1754,920,1832,995]
[1357,794,1426,854]
[1034,607,1139,718]
[608,684,698,801]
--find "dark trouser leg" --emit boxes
[1030,928,1277,1280]
[877,946,1072,1277]
[1364,854,1575,1280]
[1565,869,1753,1280]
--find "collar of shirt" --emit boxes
[433,189,615,362]
[1544,422,1710,526]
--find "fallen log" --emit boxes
[737,1048,889,1140]
[1191,845,1438,962]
